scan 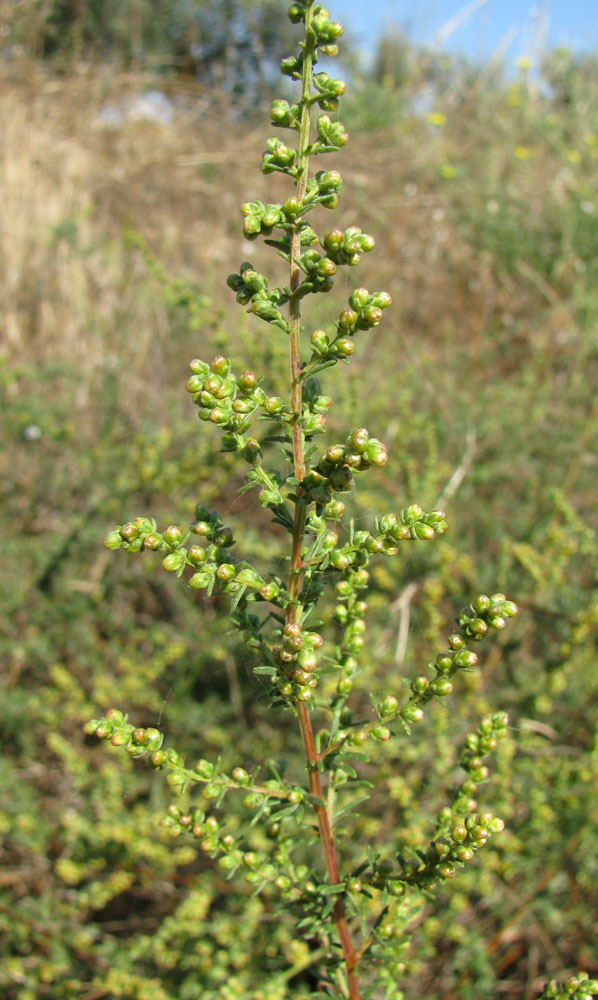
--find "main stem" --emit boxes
[285,12,361,999]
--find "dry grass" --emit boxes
[0,65,485,371]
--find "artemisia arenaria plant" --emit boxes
[82,6,571,998]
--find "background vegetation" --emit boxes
[1,4,597,998]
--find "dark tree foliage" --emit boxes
[10,0,297,94]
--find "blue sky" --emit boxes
[333,1,598,65]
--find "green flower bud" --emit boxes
[333,337,355,358]
[380,695,399,717]
[430,678,453,696]
[362,304,383,327]
[283,196,302,219]
[317,256,337,276]
[162,551,185,573]
[402,704,424,724]
[412,522,435,540]
[371,725,391,741]
[330,550,350,571]
[216,563,236,582]
[189,358,210,376]
[411,675,429,694]
[243,215,262,239]
[338,308,357,331]
[364,439,388,467]
[120,522,139,541]
[323,229,344,252]
[189,570,213,590]
[235,567,263,588]
[453,649,478,668]
[163,525,183,548]
[104,530,123,550]
[400,503,423,526]
[287,3,305,23]
[143,533,163,551]
[264,396,283,415]
[318,169,342,190]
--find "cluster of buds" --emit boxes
[312,71,347,112]
[394,594,519,724]
[261,137,298,176]
[104,504,234,570]
[350,715,510,899]
[322,228,376,268]
[185,354,261,432]
[311,113,348,153]
[540,975,598,1000]
[185,354,283,454]
[283,5,343,69]
[270,98,301,130]
[398,804,506,889]
[161,767,312,899]
[297,248,336,294]
[305,287,392,376]
[239,200,286,239]
[84,710,165,761]
[105,504,283,604]
[226,262,289,332]
[377,505,448,542]
[272,623,325,703]
[303,428,389,502]
[456,592,519,640]
[319,596,516,761]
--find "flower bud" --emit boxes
[380,695,399,717]
[120,522,139,541]
[287,3,304,23]
[104,530,123,550]
[365,440,388,467]
[453,650,478,668]
[283,196,302,219]
[402,704,424,724]
[216,563,236,582]
[371,725,391,741]
[333,338,355,357]
[235,567,263,589]
[189,358,209,376]
[163,525,183,548]
[400,504,423,526]
[323,229,344,252]
[243,215,262,239]
[411,675,429,694]
[189,570,213,590]
[264,396,283,415]
[162,551,185,573]
[412,522,435,540]
[338,308,357,331]
[431,678,453,696]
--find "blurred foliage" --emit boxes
[0,22,597,1000]
[3,0,297,93]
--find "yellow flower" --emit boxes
[427,111,446,127]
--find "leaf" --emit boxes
[272,804,299,819]
[253,665,276,675]
[333,795,371,823]
[318,884,346,896]
[230,585,248,611]
[305,793,326,808]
